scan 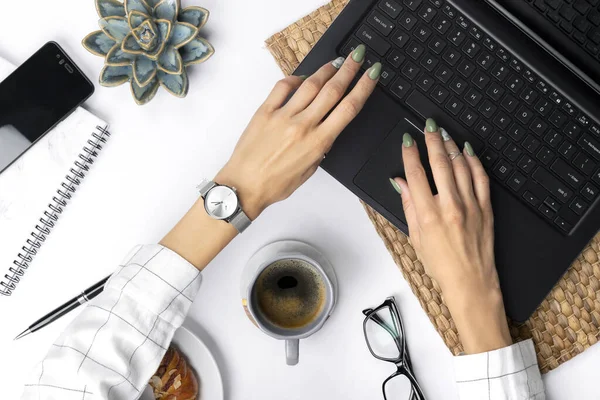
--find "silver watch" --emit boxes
[197,179,252,233]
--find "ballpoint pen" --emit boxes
[14,275,110,340]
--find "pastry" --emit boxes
[149,346,199,400]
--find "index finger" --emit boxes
[401,132,435,212]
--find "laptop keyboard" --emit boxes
[527,0,600,60]
[339,0,600,234]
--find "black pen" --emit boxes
[14,275,110,340]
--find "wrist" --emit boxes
[213,168,265,220]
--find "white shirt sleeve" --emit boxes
[20,244,202,400]
[454,339,545,400]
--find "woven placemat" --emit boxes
[265,0,600,373]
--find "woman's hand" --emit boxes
[215,45,380,220]
[391,119,512,354]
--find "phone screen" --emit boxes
[0,42,94,172]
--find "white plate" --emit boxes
[140,326,224,400]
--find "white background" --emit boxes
[0,0,599,398]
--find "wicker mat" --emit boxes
[265,0,600,373]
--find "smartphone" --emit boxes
[0,41,94,172]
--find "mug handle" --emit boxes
[285,339,299,366]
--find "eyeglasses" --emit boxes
[362,297,426,400]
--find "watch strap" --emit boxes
[197,179,216,197]
[230,210,252,233]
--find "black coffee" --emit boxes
[253,259,326,330]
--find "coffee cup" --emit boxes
[241,240,337,366]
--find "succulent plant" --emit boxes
[82,0,214,105]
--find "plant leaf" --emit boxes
[100,65,132,87]
[124,0,151,16]
[95,0,126,18]
[121,32,144,55]
[157,45,182,74]
[180,37,214,66]
[169,22,198,49]
[158,69,188,98]
[153,0,179,24]
[128,10,150,30]
[179,6,209,29]
[106,45,136,66]
[130,77,159,105]
[133,55,157,87]
[82,30,117,57]
[99,16,130,41]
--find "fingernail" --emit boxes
[425,118,438,133]
[332,57,345,69]
[389,178,402,195]
[403,132,414,147]
[298,74,308,80]
[352,44,366,63]
[368,62,382,80]
[441,128,451,142]
[464,141,475,157]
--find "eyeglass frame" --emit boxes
[362,296,426,400]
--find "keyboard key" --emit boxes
[536,146,554,165]
[554,217,572,232]
[390,77,412,99]
[481,149,498,168]
[431,85,450,103]
[590,124,600,137]
[465,89,483,107]
[539,203,556,219]
[501,93,519,113]
[524,70,537,83]
[416,74,435,92]
[508,124,527,142]
[577,113,591,127]
[491,64,510,81]
[508,171,527,192]
[379,66,396,86]
[460,109,479,127]
[560,20,574,33]
[476,52,494,70]
[549,91,563,105]
[407,41,425,59]
[534,99,552,117]
[589,9,600,26]
[558,141,578,160]
[449,76,467,95]
[442,4,457,18]
[560,4,576,21]
[399,12,419,30]
[573,152,596,175]
[562,102,578,116]
[462,40,481,58]
[483,36,497,51]
[532,167,573,202]
[490,132,508,151]
[479,99,497,118]
[578,134,600,160]
[493,159,512,180]
[442,47,461,65]
[516,106,535,125]
[428,37,447,54]
[518,155,536,173]
[469,26,483,41]
[448,28,467,46]
[581,182,599,201]
[588,28,600,44]
[363,52,380,69]
[357,25,391,56]
[544,196,559,211]
[549,110,568,128]
[435,64,453,82]
[536,80,550,95]
[493,111,512,130]
[497,48,510,62]
[531,118,549,137]
[570,197,589,215]
[429,0,443,8]
[387,49,406,68]
[520,88,539,105]
[573,0,591,14]
[523,136,541,153]
[404,0,423,11]
[504,142,523,162]
[402,61,421,79]
[551,158,584,188]
[391,29,411,48]
[506,75,525,93]
[417,3,437,22]
[456,15,469,29]
[433,15,452,34]
[543,129,562,147]
[487,82,505,101]
[457,60,475,78]
[420,53,439,71]
[415,24,433,42]
[523,191,541,206]
[445,97,464,115]
[379,0,403,19]
[474,120,493,138]
[510,59,523,73]
[545,0,560,10]
[472,71,490,89]
[368,10,395,36]
[342,38,361,56]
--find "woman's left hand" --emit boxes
[215,45,379,220]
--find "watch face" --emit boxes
[205,186,238,219]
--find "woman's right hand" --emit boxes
[391,119,512,354]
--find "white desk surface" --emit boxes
[0,0,598,399]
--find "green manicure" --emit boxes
[368,62,382,80]
[403,132,414,147]
[298,75,308,80]
[425,118,438,133]
[465,141,475,156]
[352,44,366,63]
[389,178,402,195]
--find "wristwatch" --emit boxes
[197,179,252,233]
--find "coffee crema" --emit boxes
[253,259,326,330]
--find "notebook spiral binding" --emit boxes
[0,125,111,296]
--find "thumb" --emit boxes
[390,177,419,240]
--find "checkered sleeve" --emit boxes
[454,339,545,400]
[21,244,202,400]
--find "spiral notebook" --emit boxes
[0,57,110,296]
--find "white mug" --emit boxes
[241,240,338,366]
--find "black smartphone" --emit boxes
[0,41,94,172]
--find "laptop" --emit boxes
[294,0,600,322]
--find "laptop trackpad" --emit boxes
[353,118,437,223]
